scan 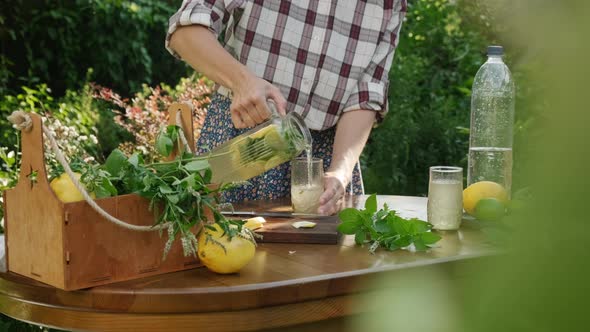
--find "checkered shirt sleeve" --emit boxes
[165,0,243,58]
[342,1,406,120]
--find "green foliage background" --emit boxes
[0,0,190,96]
[362,0,540,196]
[363,0,480,196]
[353,1,589,331]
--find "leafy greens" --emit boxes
[338,194,442,253]
[78,125,249,258]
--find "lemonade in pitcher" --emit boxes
[207,109,312,184]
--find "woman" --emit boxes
[167,0,406,215]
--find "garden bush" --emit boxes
[0,71,126,159]
[0,74,212,233]
[92,74,213,163]
[0,0,190,96]
[362,0,540,196]
[362,0,484,196]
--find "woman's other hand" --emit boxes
[318,171,347,215]
[318,110,376,215]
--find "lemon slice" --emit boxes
[264,155,287,171]
[243,217,266,230]
[263,127,287,150]
[292,221,317,229]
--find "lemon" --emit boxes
[463,181,508,216]
[243,217,266,230]
[50,172,95,203]
[474,198,506,221]
[238,160,266,179]
[263,128,287,150]
[198,224,256,274]
[264,155,286,171]
[249,125,275,139]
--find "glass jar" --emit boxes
[207,103,312,184]
[291,157,323,213]
[427,166,464,230]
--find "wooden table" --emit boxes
[0,196,496,332]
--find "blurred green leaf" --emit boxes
[156,132,174,157]
[338,220,361,235]
[104,149,127,176]
[338,208,362,224]
[365,194,378,214]
[184,160,209,172]
[354,229,367,245]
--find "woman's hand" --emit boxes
[168,25,287,128]
[230,73,287,128]
[317,110,376,215]
[318,171,348,215]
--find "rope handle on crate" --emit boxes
[175,110,192,153]
[7,110,193,232]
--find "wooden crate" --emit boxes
[3,104,204,290]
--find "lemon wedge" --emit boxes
[243,217,266,230]
[292,221,317,229]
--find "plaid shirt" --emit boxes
[167,0,406,130]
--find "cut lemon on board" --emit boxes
[243,217,266,230]
[292,221,317,229]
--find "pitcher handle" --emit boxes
[267,99,282,119]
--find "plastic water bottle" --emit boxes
[467,46,515,195]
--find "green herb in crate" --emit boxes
[98,125,252,258]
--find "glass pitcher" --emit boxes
[206,102,312,184]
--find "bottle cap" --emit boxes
[487,45,504,56]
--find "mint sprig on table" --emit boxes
[337,194,442,253]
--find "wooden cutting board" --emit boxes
[228,197,361,245]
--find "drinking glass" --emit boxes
[427,166,463,230]
[291,157,324,213]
